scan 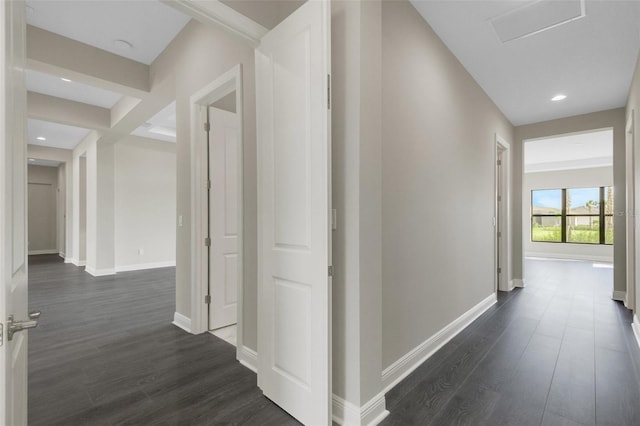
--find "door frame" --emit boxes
[189,65,245,355]
[628,109,636,311]
[495,134,512,292]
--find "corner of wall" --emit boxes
[332,392,388,426]
[172,312,192,333]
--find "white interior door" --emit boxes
[209,106,241,330]
[256,1,332,424]
[1,0,29,424]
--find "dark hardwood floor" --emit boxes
[382,258,640,426]
[27,254,298,426]
[29,255,640,425]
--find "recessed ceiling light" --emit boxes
[551,94,567,101]
[60,77,72,82]
[113,39,134,50]
[36,136,46,141]
[28,158,35,162]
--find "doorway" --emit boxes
[523,129,614,295]
[189,65,245,355]
[495,135,511,292]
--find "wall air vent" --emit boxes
[490,0,585,43]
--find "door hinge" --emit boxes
[204,122,210,132]
[497,159,502,166]
[328,265,334,277]
[327,74,331,110]
[497,231,502,238]
[207,180,211,190]
[205,295,211,304]
[497,267,502,274]
[497,195,502,202]
[205,237,211,247]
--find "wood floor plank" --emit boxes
[27,255,298,426]
[383,258,640,426]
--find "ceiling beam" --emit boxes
[27,92,110,130]
[161,0,267,46]
[27,25,150,98]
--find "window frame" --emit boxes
[531,186,613,245]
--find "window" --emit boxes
[531,186,613,245]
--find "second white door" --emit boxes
[208,106,241,331]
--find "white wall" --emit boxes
[114,136,176,271]
[524,166,614,262]
[27,165,58,254]
[79,156,86,263]
[56,164,65,255]
[381,0,514,370]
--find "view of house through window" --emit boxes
[532,186,613,245]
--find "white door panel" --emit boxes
[209,107,241,330]
[256,1,331,424]
[1,1,29,424]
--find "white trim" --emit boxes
[525,252,613,263]
[58,251,65,258]
[632,314,640,350]
[332,393,389,426]
[511,278,525,288]
[627,109,636,312]
[189,65,245,358]
[85,266,115,277]
[28,249,58,255]
[382,293,497,392]
[612,290,626,303]
[115,261,176,273]
[77,260,86,267]
[172,312,192,333]
[64,257,76,264]
[161,0,268,46]
[495,134,512,293]
[237,346,257,373]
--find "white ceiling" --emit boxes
[28,118,91,150]
[524,128,613,173]
[411,0,640,126]
[131,101,176,143]
[26,0,191,65]
[26,69,122,108]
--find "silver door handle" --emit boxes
[7,311,41,341]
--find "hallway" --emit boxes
[27,255,297,425]
[383,258,640,425]
[28,256,640,425]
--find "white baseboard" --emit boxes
[65,257,77,264]
[77,260,86,267]
[332,392,388,426]
[238,345,257,373]
[85,266,116,277]
[116,261,176,272]
[172,312,192,333]
[632,314,640,350]
[612,290,626,303]
[511,278,525,289]
[28,249,58,255]
[58,251,65,258]
[525,252,613,263]
[382,293,497,393]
